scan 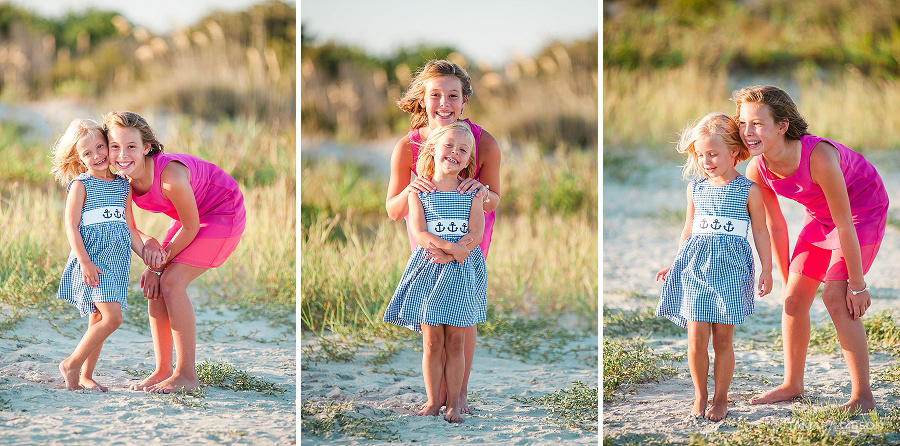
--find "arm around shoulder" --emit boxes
[386,136,415,221]
[476,130,502,213]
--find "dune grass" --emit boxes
[301,400,400,442]
[603,338,683,403]
[513,381,598,431]
[603,306,685,338]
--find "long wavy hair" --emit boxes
[397,60,473,130]
[677,112,749,180]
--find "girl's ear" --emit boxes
[778,119,789,134]
[142,142,152,156]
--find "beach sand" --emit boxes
[0,296,296,444]
[301,332,598,444]
[602,156,900,443]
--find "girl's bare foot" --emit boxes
[705,401,728,422]
[750,385,803,405]
[445,406,464,423]
[691,395,707,417]
[459,396,471,414]
[842,395,876,414]
[147,374,202,394]
[417,402,441,416]
[78,377,109,392]
[130,370,172,391]
[59,360,84,390]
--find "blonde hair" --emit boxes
[678,113,749,180]
[732,85,809,140]
[398,60,473,130]
[50,119,106,185]
[415,122,476,180]
[102,111,164,155]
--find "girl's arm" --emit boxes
[746,157,791,284]
[407,192,470,260]
[809,142,868,319]
[748,184,774,296]
[64,181,102,287]
[457,129,502,213]
[157,162,201,266]
[656,183,694,281]
[386,136,436,221]
[124,188,146,255]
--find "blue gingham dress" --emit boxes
[657,176,756,328]
[383,191,488,332]
[57,174,132,317]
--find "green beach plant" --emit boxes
[514,381,598,431]
[603,338,683,402]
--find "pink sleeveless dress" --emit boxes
[755,134,888,250]
[406,118,496,258]
[132,153,246,268]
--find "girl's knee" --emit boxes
[783,293,813,316]
[821,286,847,315]
[711,335,733,353]
[422,330,444,353]
[444,330,465,353]
[101,309,123,329]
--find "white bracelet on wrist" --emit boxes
[848,283,869,295]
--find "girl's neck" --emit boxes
[761,138,802,177]
[431,171,462,191]
[86,169,115,181]
[707,168,739,186]
[128,155,155,193]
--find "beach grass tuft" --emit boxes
[791,397,862,423]
[303,335,359,364]
[513,381,598,431]
[195,360,285,395]
[603,338,683,403]
[301,400,401,442]
[603,306,685,338]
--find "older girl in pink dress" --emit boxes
[105,111,245,393]
[736,86,888,413]
[386,60,501,415]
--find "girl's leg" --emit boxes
[822,280,875,412]
[147,263,207,393]
[459,325,476,414]
[131,295,174,390]
[686,321,711,416]
[751,273,820,404]
[419,324,444,416]
[707,324,735,421]
[443,325,467,423]
[59,302,123,390]
[79,312,109,391]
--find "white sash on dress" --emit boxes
[82,206,126,226]
[691,214,748,237]
[427,219,469,236]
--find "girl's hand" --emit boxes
[846,285,871,320]
[140,268,162,300]
[425,247,454,264]
[758,270,773,297]
[408,177,436,194]
[656,266,671,282]
[80,261,103,287]
[142,246,168,269]
[457,177,484,196]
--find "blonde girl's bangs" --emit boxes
[50,119,104,185]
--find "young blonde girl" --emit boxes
[386,59,501,414]
[656,113,773,421]
[736,85,889,413]
[383,122,488,423]
[52,119,163,391]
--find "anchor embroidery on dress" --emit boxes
[114,209,122,218]
[434,222,445,232]
[447,222,458,232]
[724,221,734,232]
[103,209,112,218]
[461,222,468,233]
[699,218,708,229]
[710,219,721,230]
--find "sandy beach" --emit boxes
[0,295,296,444]
[602,154,900,443]
[301,332,598,444]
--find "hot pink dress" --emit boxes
[407,118,496,258]
[132,153,246,268]
[755,134,888,250]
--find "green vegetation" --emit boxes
[513,381,598,431]
[771,309,900,354]
[195,360,285,395]
[603,306,685,337]
[603,338,683,402]
[301,400,401,442]
[604,0,900,152]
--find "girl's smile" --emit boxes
[433,130,471,176]
[108,127,149,177]
[76,133,111,176]
[738,102,784,156]
[694,136,738,184]
[422,75,467,128]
